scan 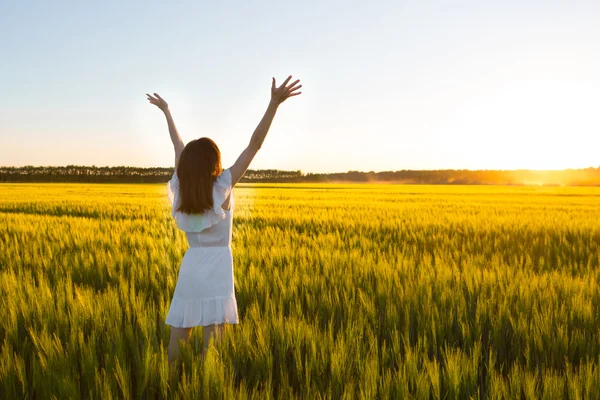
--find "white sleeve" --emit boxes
[167,170,179,212]
[212,168,232,214]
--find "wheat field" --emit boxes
[1,182,599,399]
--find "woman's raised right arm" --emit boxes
[229,75,302,186]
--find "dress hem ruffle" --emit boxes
[165,295,239,328]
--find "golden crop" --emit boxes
[1,182,599,398]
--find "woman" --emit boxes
[146,75,302,369]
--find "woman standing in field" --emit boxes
[146,76,302,369]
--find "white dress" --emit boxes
[165,167,239,328]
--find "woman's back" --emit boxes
[168,167,234,238]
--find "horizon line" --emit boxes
[1,164,599,174]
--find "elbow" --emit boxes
[249,141,262,151]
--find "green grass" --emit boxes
[1,182,600,399]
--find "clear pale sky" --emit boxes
[1,0,599,173]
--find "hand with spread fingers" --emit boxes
[146,92,169,112]
[270,76,302,105]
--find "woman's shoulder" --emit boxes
[213,168,233,210]
[215,168,232,188]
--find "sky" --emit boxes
[1,0,599,173]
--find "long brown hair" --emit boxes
[176,137,223,214]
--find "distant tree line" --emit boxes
[1,165,599,185]
[0,166,305,184]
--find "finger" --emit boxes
[272,77,276,90]
[279,75,292,89]
[146,93,157,101]
[286,79,300,89]
[286,91,302,98]
[286,84,302,93]
[285,88,302,98]
[154,93,164,101]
